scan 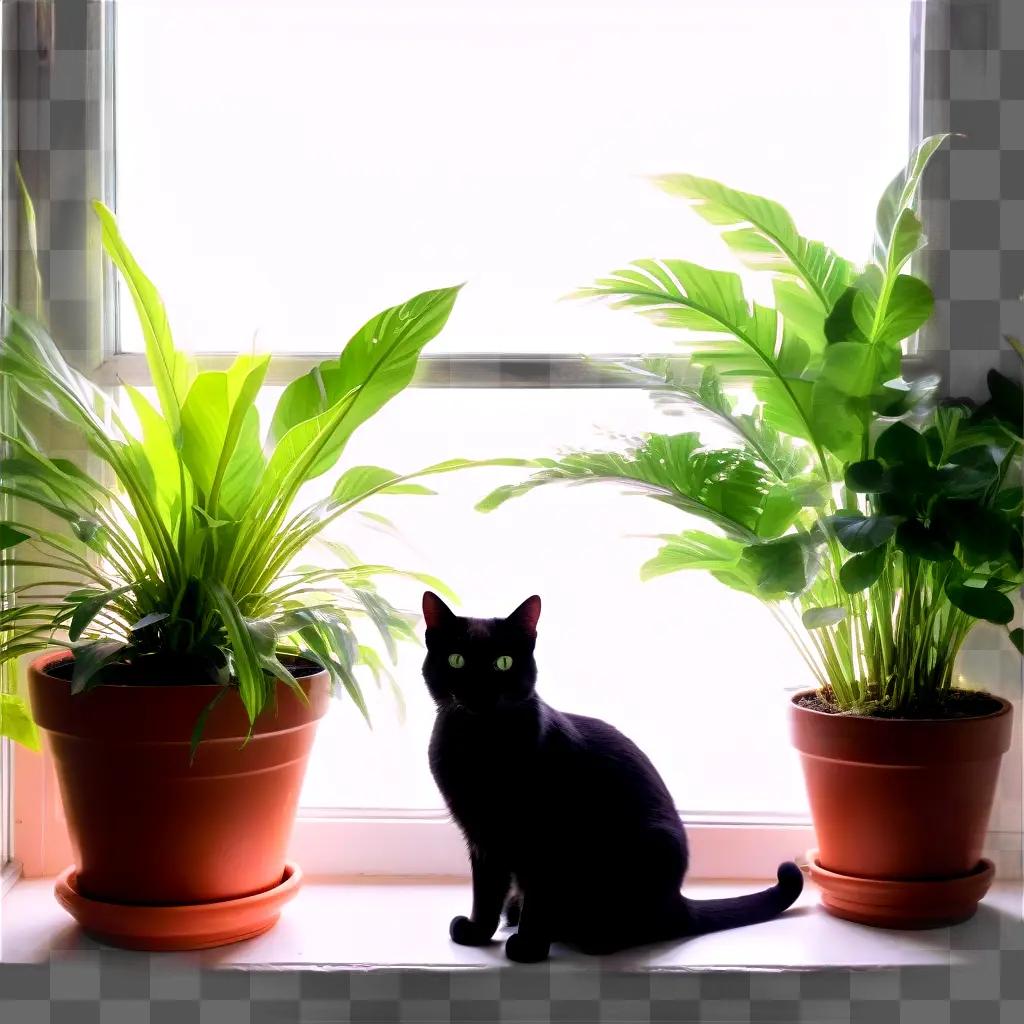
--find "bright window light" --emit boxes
[116,0,911,819]
[116,0,912,355]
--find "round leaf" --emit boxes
[828,512,899,553]
[946,581,1015,625]
[839,545,887,593]
[801,606,848,630]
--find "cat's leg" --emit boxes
[505,886,553,963]
[450,849,511,946]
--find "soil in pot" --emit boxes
[29,651,331,948]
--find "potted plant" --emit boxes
[0,202,492,949]
[479,135,1022,928]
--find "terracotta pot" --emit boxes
[790,690,1013,927]
[28,651,330,945]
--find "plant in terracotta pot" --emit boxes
[0,202,499,949]
[479,135,1022,928]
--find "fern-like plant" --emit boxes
[480,136,1023,714]
[0,203,514,750]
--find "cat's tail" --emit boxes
[680,862,804,936]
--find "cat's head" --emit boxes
[421,592,541,713]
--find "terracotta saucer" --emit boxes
[55,862,302,951]
[808,849,994,929]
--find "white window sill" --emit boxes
[2,875,1016,971]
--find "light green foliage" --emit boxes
[0,205,487,748]
[482,136,1024,714]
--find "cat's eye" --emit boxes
[495,655,513,671]
[448,653,465,669]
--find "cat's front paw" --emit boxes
[505,932,550,963]
[450,915,495,946]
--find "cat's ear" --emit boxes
[508,595,541,636]
[422,591,455,630]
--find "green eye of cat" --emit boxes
[495,655,513,671]
[448,653,465,669]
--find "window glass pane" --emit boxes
[116,0,911,355]
[121,386,809,815]
[303,389,810,814]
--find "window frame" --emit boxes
[7,0,928,881]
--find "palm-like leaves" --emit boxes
[0,205,498,746]
[484,136,1023,711]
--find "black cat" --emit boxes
[422,591,804,963]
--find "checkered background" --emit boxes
[2,0,1022,1020]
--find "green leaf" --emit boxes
[475,434,792,541]
[823,286,867,345]
[574,260,819,444]
[845,460,888,493]
[15,162,45,321]
[873,134,950,271]
[188,687,229,765]
[828,511,899,553]
[209,582,267,723]
[802,606,847,630]
[839,545,887,593]
[331,466,436,503]
[0,523,30,550]
[640,531,758,594]
[0,692,40,750]
[870,274,934,347]
[266,287,461,486]
[180,355,270,515]
[68,585,133,642]
[820,342,889,398]
[887,208,928,278]
[71,640,126,694]
[875,421,929,465]
[93,201,195,437]
[946,580,1015,625]
[1010,627,1023,656]
[653,172,853,311]
[895,519,954,562]
[740,535,819,595]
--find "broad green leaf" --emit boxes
[476,434,787,541]
[887,207,928,278]
[740,535,819,596]
[331,466,436,503]
[873,134,949,271]
[820,342,889,398]
[1010,627,1023,656]
[827,511,899,553]
[574,260,818,444]
[0,692,40,750]
[875,421,929,465]
[869,274,934,347]
[653,173,853,311]
[802,606,847,630]
[124,384,181,529]
[0,523,29,550]
[845,460,887,493]
[895,519,954,562]
[640,531,754,588]
[266,287,461,484]
[945,580,1015,625]
[93,202,195,436]
[180,355,270,515]
[839,545,887,593]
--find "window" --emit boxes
[102,0,913,871]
